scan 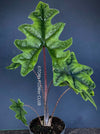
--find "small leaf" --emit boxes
[53,52,96,108]
[9,99,28,126]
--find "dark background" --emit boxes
[0,0,100,130]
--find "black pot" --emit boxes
[29,116,65,134]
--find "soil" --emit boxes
[29,116,65,134]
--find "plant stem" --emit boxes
[43,46,49,126]
[43,46,48,102]
[24,104,42,125]
[33,69,45,104]
[47,80,53,94]
[50,87,70,123]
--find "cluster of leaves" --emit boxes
[8,1,96,126]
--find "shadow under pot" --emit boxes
[29,116,65,134]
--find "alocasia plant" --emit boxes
[7,1,96,127]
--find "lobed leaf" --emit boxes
[7,1,72,76]
[53,52,96,108]
[9,99,28,126]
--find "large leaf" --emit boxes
[9,99,28,126]
[53,52,96,109]
[7,1,72,76]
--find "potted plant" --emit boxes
[7,1,96,134]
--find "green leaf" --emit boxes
[9,99,28,126]
[7,1,72,76]
[53,52,96,109]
